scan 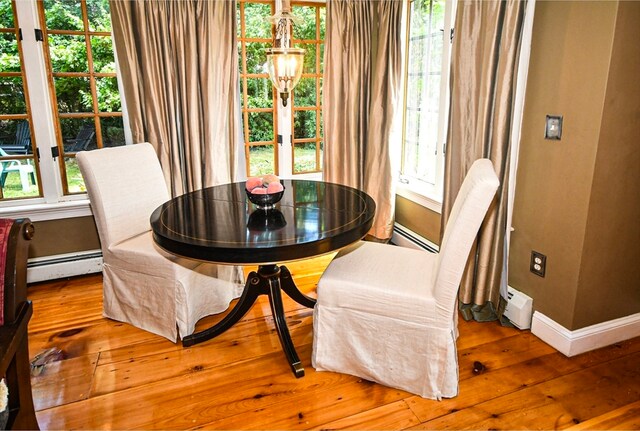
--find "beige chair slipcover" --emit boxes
[77,143,244,341]
[312,159,499,399]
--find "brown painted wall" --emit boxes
[510,0,615,329]
[29,216,100,258]
[394,195,441,245]
[573,1,640,328]
[510,0,637,330]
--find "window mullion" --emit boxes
[14,0,64,203]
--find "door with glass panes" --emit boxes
[237,0,325,178]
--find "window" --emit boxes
[237,0,325,178]
[399,0,454,209]
[0,0,122,215]
[40,0,124,194]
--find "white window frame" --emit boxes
[396,0,456,214]
[0,0,128,222]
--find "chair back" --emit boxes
[73,125,96,152]
[433,159,500,318]
[0,122,31,155]
[0,218,33,326]
[77,143,170,249]
[15,122,30,149]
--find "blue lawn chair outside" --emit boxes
[0,122,32,155]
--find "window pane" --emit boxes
[246,78,272,109]
[319,8,326,40]
[295,42,315,74]
[236,3,241,38]
[0,121,37,198]
[0,158,39,199]
[91,36,115,73]
[406,75,424,111]
[293,110,316,140]
[48,34,88,72]
[100,116,125,147]
[0,33,19,72]
[239,77,245,109]
[86,0,111,32]
[60,118,95,153]
[96,77,121,112]
[243,2,272,39]
[44,0,84,31]
[64,156,85,193]
[0,119,31,154]
[245,42,268,74]
[0,77,26,114]
[54,77,92,113]
[0,0,14,28]
[249,145,275,176]
[402,0,445,186]
[247,111,273,142]
[293,78,315,107]
[293,142,317,173]
[292,6,316,40]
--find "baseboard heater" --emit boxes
[27,249,103,284]
[504,286,534,329]
[391,223,439,253]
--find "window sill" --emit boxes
[0,199,92,222]
[396,182,442,214]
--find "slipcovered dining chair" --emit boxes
[312,159,500,399]
[77,143,244,342]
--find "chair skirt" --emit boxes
[312,303,459,400]
[101,231,245,342]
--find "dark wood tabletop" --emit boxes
[150,179,376,265]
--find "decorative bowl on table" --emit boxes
[245,175,285,210]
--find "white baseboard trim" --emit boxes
[27,250,103,284]
[391,223,439,253]
[531,311,640,357]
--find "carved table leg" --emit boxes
[183,264,312,378]
[266,274,305,378]
[182,271,261,347]
[279,265,317,308]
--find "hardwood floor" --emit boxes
[26,254,640,430]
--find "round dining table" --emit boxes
[150,179,375,377]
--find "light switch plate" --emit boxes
[545,115,563,140]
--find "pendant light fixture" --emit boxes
[265,0,305,107]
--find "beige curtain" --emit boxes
[322,0,403,240]
[442,0,526,322]
[110,0,240,197]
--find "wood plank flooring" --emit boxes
[26,255,640,430]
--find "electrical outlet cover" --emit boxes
[530,251,546,277]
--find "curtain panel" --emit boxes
[322,0,403,240]
[109,0,240,197]
[442,0,526,322]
